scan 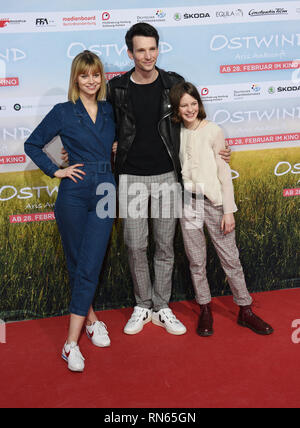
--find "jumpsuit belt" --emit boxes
[69,159,112,174]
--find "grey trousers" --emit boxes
[180,197,253,307]
[119,172,179,311]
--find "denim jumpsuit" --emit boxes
[24,98,116,316]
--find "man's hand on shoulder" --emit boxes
[219,143,231,164]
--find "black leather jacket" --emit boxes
[107,67,184,183]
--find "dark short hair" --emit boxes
[169,82,207,123]
[125,23,159,52]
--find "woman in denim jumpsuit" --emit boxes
[25,51,116,372]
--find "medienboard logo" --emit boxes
[0,77,19,87]
[62,15,96,26]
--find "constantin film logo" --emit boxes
[248,7,288,17]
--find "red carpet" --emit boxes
[0,288,300,408]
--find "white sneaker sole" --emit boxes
[152,318,187,336]
[124,316,152,335]
[61,354,84,373]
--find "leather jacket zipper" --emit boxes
[158,111,178,182]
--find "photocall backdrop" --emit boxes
[0,0,299,321]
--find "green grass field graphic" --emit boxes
[1,147,299,320]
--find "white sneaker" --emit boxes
[86,321,111,347]
[124,306,152,335]
[62,342,85,372]
[152,308,187,335]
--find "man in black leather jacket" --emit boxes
[107,23,191,336]
[107,66,184,185]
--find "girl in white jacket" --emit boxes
[170,82,273,338]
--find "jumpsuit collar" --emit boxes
[73,98,107,145]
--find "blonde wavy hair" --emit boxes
[68,50,106,103]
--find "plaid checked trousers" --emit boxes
[119,172,180,311]
[180,197,252,307]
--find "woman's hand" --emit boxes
[54,164,85,183]
[221,213,235,235]
[61,147,69,164]
[219,144,231,164]
[112,141,118,155]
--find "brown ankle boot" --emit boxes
[197,303,213,337]
[238,305,273,335]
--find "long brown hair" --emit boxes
[169,82,206,123]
